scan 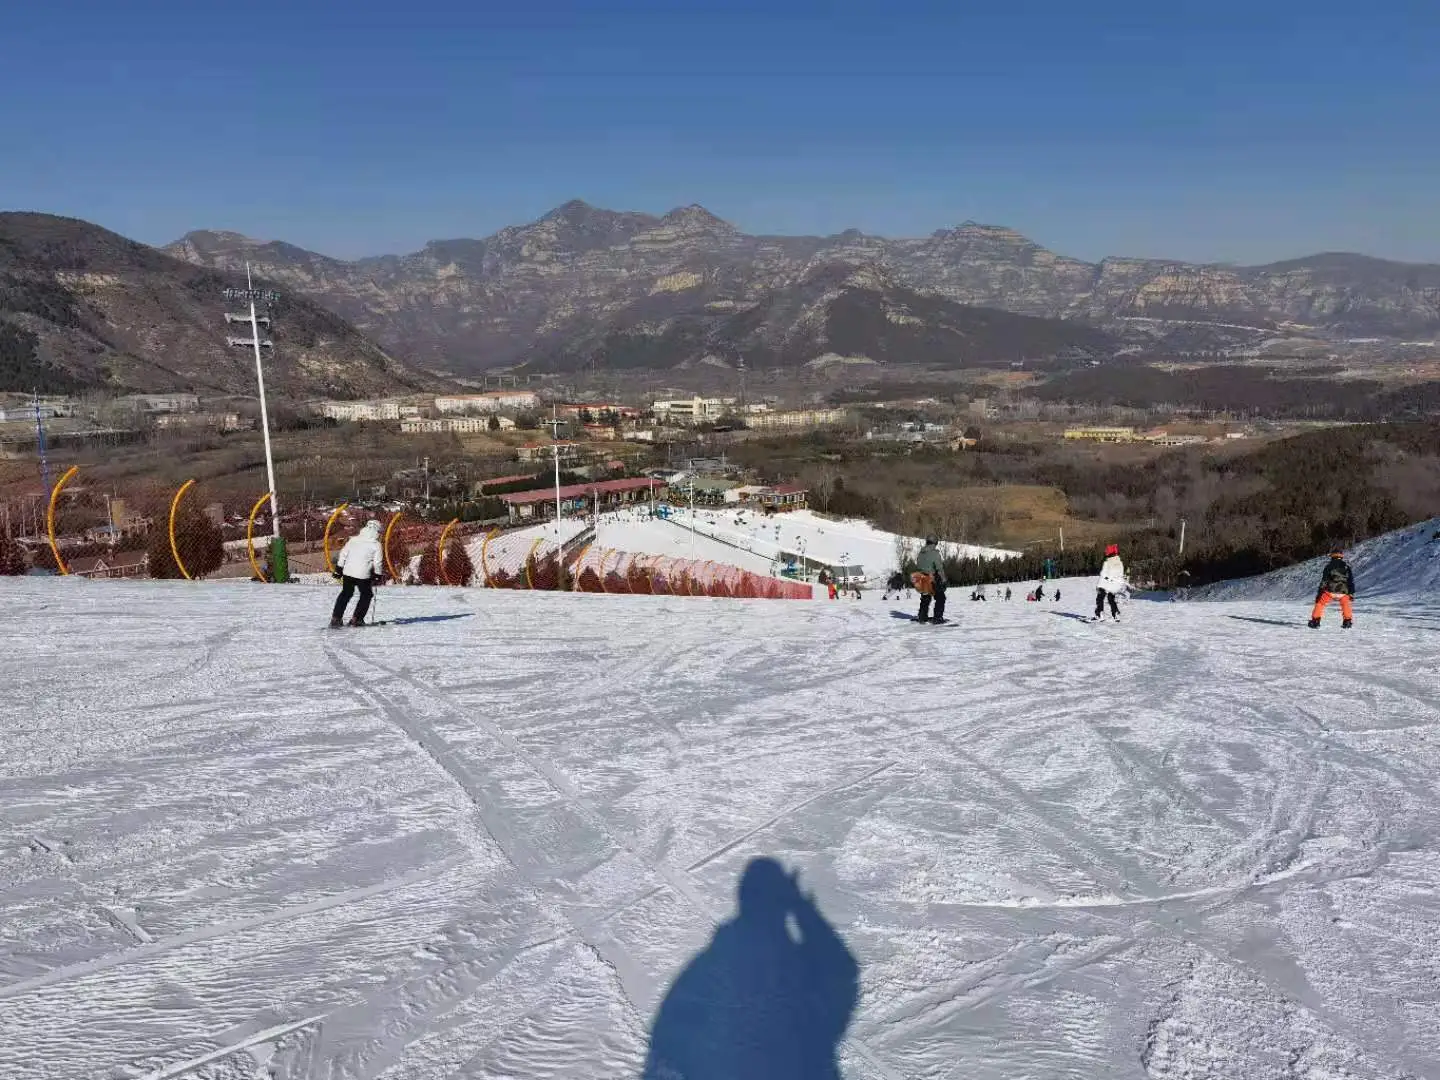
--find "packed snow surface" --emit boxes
[3,573,1440,1079]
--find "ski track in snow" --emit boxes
[2,577,1439,1079]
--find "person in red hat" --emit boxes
[1309,549,1355,629]
[1094,543,1126,621]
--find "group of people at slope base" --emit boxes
[902,539,1359,629]
[816,568,862,600]
[901,537,1100,624]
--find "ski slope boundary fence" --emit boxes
[5,470,812,599]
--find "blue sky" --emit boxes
[4,0,1438,264]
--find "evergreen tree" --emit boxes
[146,511,223,579]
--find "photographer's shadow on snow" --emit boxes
[642,857,858,1080]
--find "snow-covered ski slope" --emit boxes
[594,510,780,577]
[4,572,1439,1079]
[1192,515,1440,602]
[665,507,1018,578]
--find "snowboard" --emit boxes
[889,610,957,625]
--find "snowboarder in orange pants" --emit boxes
[1309,550,1355,629]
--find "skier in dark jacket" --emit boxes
[1309,550,1356,629]
[914,537,948,624]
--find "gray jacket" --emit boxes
[915,544,946,585]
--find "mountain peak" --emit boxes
[542,199,599,222]
[659,204,734,232]
[933,221,1038,246]
[175,229,264,248]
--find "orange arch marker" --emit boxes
[45,465,80,576]
[322,502,350,575]
[524,536,545,589]
[437,518,459,585]
[383,512,404,581]
[246,491,273,582]
[168,479,197,581]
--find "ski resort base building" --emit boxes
[500,477,664,522]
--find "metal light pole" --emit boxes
[32,392,52,493]
[543,407,564,526]
[687,481,696,559]
[224,267,286,579]
[1179,518,1186,558]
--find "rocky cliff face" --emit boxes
[163,202,1440,372]
[530,262,1116,373]
[1,213,437,398]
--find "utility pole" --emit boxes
[224,268,287,581]
[543,406,564,525]
[423,456,431,511]
[1179,518,1186,558]
[687,480,696,560]
[32,391,51,493]
[1059,527,1064,553]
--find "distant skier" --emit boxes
[883,571,907,600]
[1094,544,1126,622]
[818,568,838,600]
[1034,582,1045,602]
[1309,550,1355,629]
[331,520,386,628]
[914,536,948,624]
[1004,586,1012,601]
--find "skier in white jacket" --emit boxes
[331,520,386,627]
[1094,544,1126,622]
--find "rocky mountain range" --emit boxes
[0,213,438,398]
[166,200,1440,374]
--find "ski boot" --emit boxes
[348,617,367,628]
[329,616,344,629]
[1308,618,1321,629]
[1342,619,1353,629]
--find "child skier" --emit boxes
[1094,544,1126,622]
[331,520,386,627]
[1309,550,1356,629]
